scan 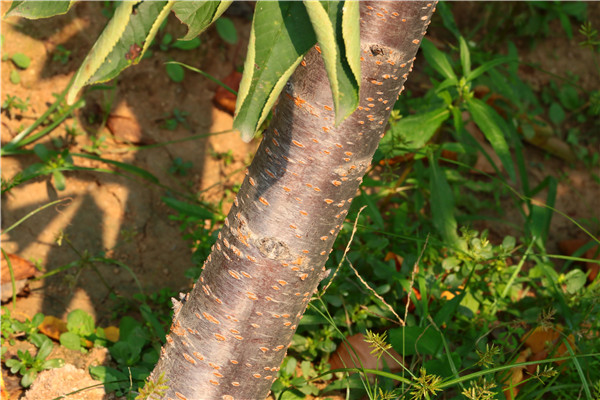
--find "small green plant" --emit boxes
[59,309,110,352]
[168,157,193,176]
[136,372,169,400]
[90,311,165,399]
[82,133,108,155]
[209,148,234,166]
[52,44,71,64]
[271,356,321,399]
[1,94,30,117]
[162,108,190,131]
[5,333,64,387]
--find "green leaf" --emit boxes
[565,269,586,294]
[21,370,37,388]
[10,69,20,84]
[41,358,64,370]
[389,326,443,356]
[172,1,232,41]
[67,309,95,336]
[458,36,470,76]
[165,62,184,82]
[549,102,566,125]
[234,2,316,141]
[558,85,582,111]
[215,17,238,44]
[5,0,74,19]
[171,37,201,50]
[72,153,159,183]
[380,107,450,157]
[420,38,457,82]
[162,196,214,220]
[52,170,66,191]
[466,98,516,181]
[429,154,460,248]
[36,335,54,360]
[466,56,517,83]
[304,1,359,125]
[33,143,52,162]
[66,1,173,105]
[60,331,82,351]
[11,53,31,69]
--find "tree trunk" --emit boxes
[149,2,435,399]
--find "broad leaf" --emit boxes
[5,0,75,19]
[171,1,232,41]
[66,1,173,105]
[234,2,316,142]
[304,1,360,125]
[379,107,450,157]
[420,38,457,83]
[466,98,516,181]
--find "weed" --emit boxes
[59,309,110,352]
[168,157,193,176]
[52,44,71,64]
[161,108,190,131]
[1,94,30,117]
[209,148,234,166]
[4,333,64,388]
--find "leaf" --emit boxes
[66,309,95,336]
[11,53,30,69]
[466,56,518,83]
[162,196,214,220]
[558,85,581,111]
[60,331,82,351]
[565,269,586,294]
[165,62,184,82]
[429,153,460,248]
[41,358,64,370]
[72,153,159,183]
[172,1,232,41]
[52,170,66,191]
[389,326,443,356]
[466,98,516,181]
[5,1,74,19]
[234,2,316,141]
[304,1,360,125]
[10,69,20,84]
[420,38,457,82]
[458,36,470,76]
[548,102,566,125]
[171,37,201,50]
[38,316,68,341]
[215,17,238,44]
[104,326,120,342]
[379,107,450,157]
[66,1,173,105]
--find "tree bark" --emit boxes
[149,2,436,399]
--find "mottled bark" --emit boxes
[149,2,436,399]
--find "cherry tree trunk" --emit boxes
[149,2,436,399]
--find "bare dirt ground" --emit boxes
[1,2,599,399]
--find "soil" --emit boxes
[1,2,599,399]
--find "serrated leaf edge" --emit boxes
[66,1,137,104]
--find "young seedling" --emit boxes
[5,333,64,388]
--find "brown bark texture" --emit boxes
[149,2,436,399]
